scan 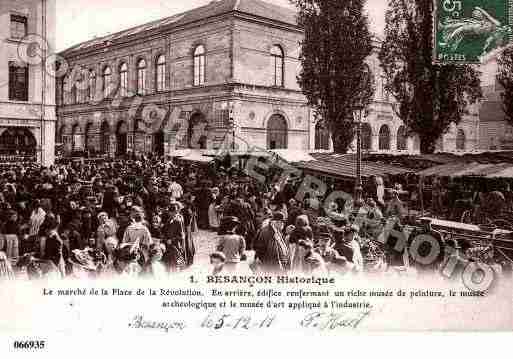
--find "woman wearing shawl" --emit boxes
[29,199,46,239]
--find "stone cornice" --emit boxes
[61,11,301,61]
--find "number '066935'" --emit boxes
[13,340,46,350]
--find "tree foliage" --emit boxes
[379,0,482,153]
[497,46,513,127]
[293,0,374,153]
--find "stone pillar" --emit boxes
[133,132,145,156]
[165,43,172,91]
[111,60,120,98]
[129,54,136,95]
[390,134,397,152]
[109,134,117,158]
[147,50,155,94]
[371,133,379,152]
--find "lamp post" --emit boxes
[353,104,364,203]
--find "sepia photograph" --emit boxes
[0,0,512,356]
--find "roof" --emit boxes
[296,153,412,180]
[363,151,513,170]
[61,0,298,55]
[418,161,513,178]
[269,149,316,163]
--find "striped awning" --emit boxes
[418,161,513,178]
[296,153,411,180]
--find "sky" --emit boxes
[55,0,388,52]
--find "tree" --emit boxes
[497,46,513,127]
[379,0,482,154]
[293,0,374,153]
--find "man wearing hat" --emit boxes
[254,211,290,273]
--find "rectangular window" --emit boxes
[145,135,153,152]
[212,109,229,128]
[10,15,27,39]
[120,72,128,97]
[194,56,205,86]
[274,57,283,87]
[157,65,166,92]
[381,76,389,102]
[127,134,134,151]
[89,75,96,101]
[137,69,146,95]
[8,62,29,101]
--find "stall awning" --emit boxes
[180,153,213,163]
[295,153,411,180]
[269,149,316,163]
[418,161,513,178]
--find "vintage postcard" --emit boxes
[1,0,512,356]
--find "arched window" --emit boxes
[119,62,128,97]
[137,59,147,95]
[361,123,372,151]
[116,121,128,156]
[193,45,205,86]
[88,70,96,101]
[397,125,407,151]
[156,55,166,92]
[72,124,84,152]
[379,124,391,150]
[0,127,37,156]
[85,122,94,152]
[315,122,330,150]
[102,66,112,99]
[456,129,466,151]
[267,114,288,149]
[271,45,284,87]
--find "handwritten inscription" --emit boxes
[201,313,276,330]
[300,311,372,330]
[129,315,186,332]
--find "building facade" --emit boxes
[478,55,513,151]
[0,0,56,165]
[56,0,478,158]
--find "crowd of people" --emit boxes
[0,155,511,281]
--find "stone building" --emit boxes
[56,0,478,158]
[478,54,513,151]
[0,0,56,165]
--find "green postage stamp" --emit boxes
[435,0,513,63]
